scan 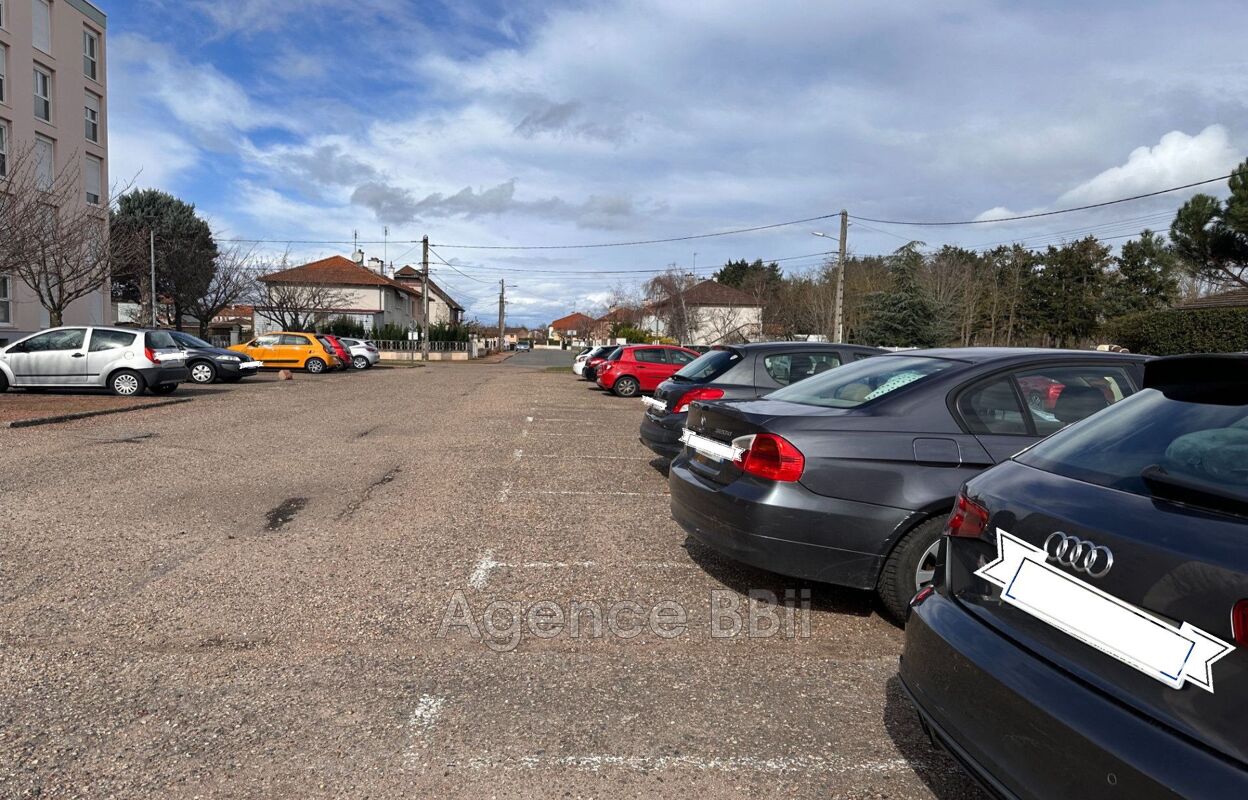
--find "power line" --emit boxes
[849,172,1233,227]
[426,245,495,284]
[413,249,844,277]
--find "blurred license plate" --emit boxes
[642,396,667,413]
[680,429,740,463]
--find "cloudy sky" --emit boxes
[106,0,1248,325]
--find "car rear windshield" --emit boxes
[145,331,178,349]
[606,347,623,361]
[1018,390,1248,507]
[674,348,741,382]
[767,355,956,408]
[174,332,213,349]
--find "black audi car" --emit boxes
[669,348,1147,620]
[167,330,262,384]
[902,354,1248,798]
[640,342,883,459]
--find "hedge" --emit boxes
[1101,307,1248,355]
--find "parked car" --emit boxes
[229,332,340,374]
[167,331,262,384]
[516,341,532,352]
[596,345,701,398]
[669,348,1148,621]
[640,342,884,459]
[582,346,622,383]
[576,345,619,378]
[318,335,353,371]
[337,337,381,370]
[902,354,1248,799]
[0,326,189,396]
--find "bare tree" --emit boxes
[186,242,258,337]
[643,269,702,343]
[252,253,348,332]
[0,142,141,326]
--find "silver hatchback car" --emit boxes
[0,326,191,396]
[336,337,381,370]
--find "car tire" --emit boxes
[877,516,946,624]
[189,361,217,384]
[305,357,327,374]
[352,356,369,370]
[110,370,145,397]
[0,372,7,393]
[613,376,640,397]
[149,383,178,395]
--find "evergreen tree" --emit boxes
[856,243,942,347]
[1103,230,1180,318]
[1029,237,1111,348]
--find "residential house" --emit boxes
[0,0,110,346]
[640,280,763,345]
[591,307,641,342]
[549,312,595,345]
[254,254,423,335]
[1177,288,1248,310]
[393,266,466,325]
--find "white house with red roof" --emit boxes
[254,253,424,334]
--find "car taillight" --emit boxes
[144,347,159,363]
[674,387,725,414]
[1233,600,1248,647]
[1047,384,1064,407]
[946,491,990,539]
[734,433,804,482]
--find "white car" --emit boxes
[573,345,615,376]
[0,326,189,396]
[337,337,381,370]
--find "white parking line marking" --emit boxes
[524,454,651,461]
[403,694,446,770]
[469,551,503,589]
[518,560,598,569]
[460,753,938,775]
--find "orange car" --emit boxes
[229,332,341,373]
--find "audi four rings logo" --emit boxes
[1044,532,1114,578]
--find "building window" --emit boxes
[84,154,101,205]
[0,120,7,178]
[0,0,6,30]
[0,274,10,325]
[34,135,53,189]
[32,0,51,53]
[0,44,7,104]
[84,28,100,81]
[84,92,100,142]
[33,66,51,122]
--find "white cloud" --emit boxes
[1058,125,1243,205]
[109,126,200,190]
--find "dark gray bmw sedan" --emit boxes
[669,347,1147,620]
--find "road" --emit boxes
[0,361,984,799]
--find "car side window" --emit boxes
[22,329,87,352]
[280,335,309,346]
[957,377,1029,436]
[253,335,281,347]
[634,348,665,364]
[668,350,697,365]
[89,330,137,352]
[1015,365,1136,436]
[765,353,842,386]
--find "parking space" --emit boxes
[0,360,983,799]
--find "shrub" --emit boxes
[1101,307,1248,355]
[318,317,368,338]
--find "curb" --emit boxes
[5,397,194,429]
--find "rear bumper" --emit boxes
[639,413,685,459]
[138,365,189,385]
[667,455,909,589]
[901,591,1248,800]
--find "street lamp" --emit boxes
[812,211,849,342]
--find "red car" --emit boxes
[596,345,700,397]
[318,335,353,371]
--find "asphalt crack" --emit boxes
[338,466,402,519]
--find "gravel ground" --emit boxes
[0,392,180,426]
[0,361,985,799]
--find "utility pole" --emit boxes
[497,280,506,353]
[149,229,157,327]
[421,236,430,362]
[835,209,848,343]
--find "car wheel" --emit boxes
[877,516,946,624]
[110,370,145,397]
[0,372,7,393]
[613,376,640,397]
[305,357,327,374]
[149,383,178,395]
[189,361,217,384]
[352,356,369,370]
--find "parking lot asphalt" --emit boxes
[0,362,985,799]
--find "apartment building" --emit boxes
[0,0,109,346]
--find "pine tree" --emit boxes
[857,243,942,347]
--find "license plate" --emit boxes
[642,396,667,413]
[680,429,743,463]
[239,362,260,369]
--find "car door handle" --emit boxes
[71,353,85,358]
